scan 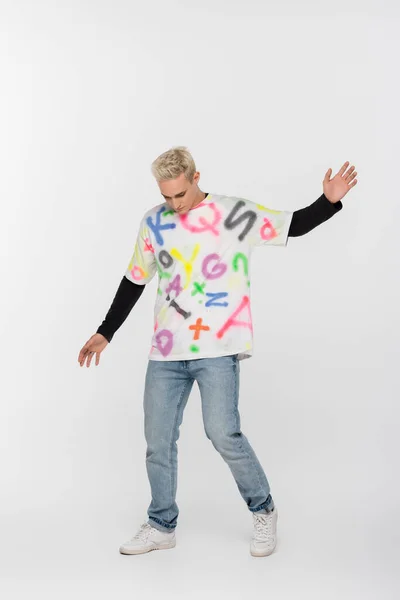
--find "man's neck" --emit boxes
[191,190,207,209]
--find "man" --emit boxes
[78,146,357,557]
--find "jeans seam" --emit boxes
[168,377,192,524]
[232,358,266,507]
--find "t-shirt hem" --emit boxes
[148,347,253,361]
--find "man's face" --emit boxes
[158,172,201,215]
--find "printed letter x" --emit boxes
[192,282,206,296]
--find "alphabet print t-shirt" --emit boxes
[125,193,293,361]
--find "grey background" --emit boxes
[1,0,399,598]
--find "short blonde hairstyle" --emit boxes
[151,146,197,183]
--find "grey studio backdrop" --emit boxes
[1,1,399,599]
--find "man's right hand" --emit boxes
[78,333,109,367]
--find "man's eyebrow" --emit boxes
[162,190,187,198]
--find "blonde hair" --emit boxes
[151,146,197,183]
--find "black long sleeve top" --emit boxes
[96,192,342,342]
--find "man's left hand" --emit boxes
[323,161,358,204]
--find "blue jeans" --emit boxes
[143,354,275,532]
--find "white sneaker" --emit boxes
[119,522,176,555]
[250,508,278,557]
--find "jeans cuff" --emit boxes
[148,517,176,533]
[250,496,275,514]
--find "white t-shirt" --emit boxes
[125,193,293,361]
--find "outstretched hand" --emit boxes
[78,333,109,367]
[323,161,358,204]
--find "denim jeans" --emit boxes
[143,353,275,532]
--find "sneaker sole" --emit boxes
[119,539,176,555]
[250,544,276,557]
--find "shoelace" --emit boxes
[253,513,273,541]
[131,523,153,542]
